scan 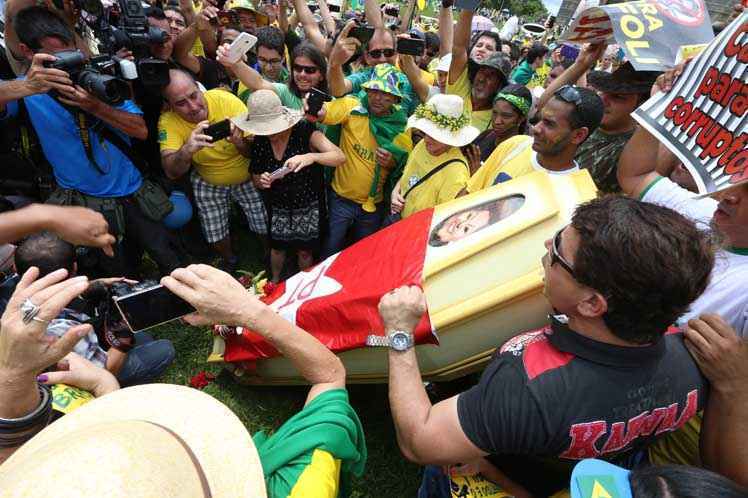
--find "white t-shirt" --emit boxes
[641,176,748,337]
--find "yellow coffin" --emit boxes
[232,170,598,385]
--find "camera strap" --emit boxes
[74,111,107,175]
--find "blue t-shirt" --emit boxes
[346,67,418,116]
[3,93,143,197]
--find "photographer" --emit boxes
[13,232,176,387]
[0,6,183,278]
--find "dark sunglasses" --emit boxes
[368,48,395,59]
[293,64,320,74]
[551,227,575,277]
[554,85,582,107]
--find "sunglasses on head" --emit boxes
[368,48,395,59]
[554,85,582,107]
[293,64,319,74]
[550,226,576,277]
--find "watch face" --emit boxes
[390,332,412,351]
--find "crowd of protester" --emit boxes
[0,0,747,495]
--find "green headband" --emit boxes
[494,93,530,116]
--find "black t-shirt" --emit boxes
[250,120,322,210]
[457,315,708,495]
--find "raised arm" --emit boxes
[400,53,430,103]
[173,23,202,75]
[162,264,346,404]
[438,3,454,58]
[449,9,473,85]
[216,44,275,93]
[399,0,417,32]
[327,21,359,97]
[365,0,385,29]
[318,0,336,39]
[291,0,329,54]
[535,42,604,112]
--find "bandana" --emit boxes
[494,93,530,116]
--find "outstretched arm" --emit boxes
[292,0,329,54]
[438,3,454,58]
[449,9,473,85]
[535,42,604,113]
[365,0,385,29]
[163,265,346,404]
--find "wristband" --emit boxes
[0,384,52,448]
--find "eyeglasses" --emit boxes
[293,64,319,74]
[368,48,395,59]
[550,227,575,277]
[554,85,582,107]
[258,56,283,66]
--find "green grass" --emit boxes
[150,226,424,497]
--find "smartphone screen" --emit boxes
[306,88,332,116]
[114,285,196,332]
[396,38,425,56]
[204,119,231,142]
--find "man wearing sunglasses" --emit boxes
[376,195,713,497]
[328,20,424,115]
[462,85,602,196]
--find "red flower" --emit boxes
[264,282,277,296]
[189,371,216,389]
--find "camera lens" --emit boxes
[79,69,130,106]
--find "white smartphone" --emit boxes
[225,32,258,64]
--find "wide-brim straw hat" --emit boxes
[407,94,479,147]
[232,89,303,135]
[0,384,266,498]
[225,0,270,25]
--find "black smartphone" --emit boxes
[384,6,399,17]
[306,88,332,117]
[397,37,425,56]
[113,284,196,332]
[204,119,231,142]
[350,24,375,45]
[453,0,480,11]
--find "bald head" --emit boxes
[163,70,207,123]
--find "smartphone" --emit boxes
[306,87,332,117]
[350,24,375,45]
[204,119,232,142]
[113,284,196,332]
[397,37,425,56]
[384,6,399,17]
[560,43,580,62]
[453,0,480,11]
[224,32,258,63]
[269,165,291,182]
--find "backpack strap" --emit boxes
[402,158,467,200]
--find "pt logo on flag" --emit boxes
[271,254,342,325]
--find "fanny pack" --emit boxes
[132,179,173,222]
[46,188,127,238]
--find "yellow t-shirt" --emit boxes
[447,67,493,133]
[399,140,468,218]
[467,135,580,194]
[322,97,412,205]
[158,89,249,186]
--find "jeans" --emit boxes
[321,190,384,258]
[116,332,176,387]
[417,465,452,498]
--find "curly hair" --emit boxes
[571,196,715,344]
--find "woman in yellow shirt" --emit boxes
[389,94,479,220]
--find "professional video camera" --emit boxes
[94,0,171,87]
[44,49,130,106]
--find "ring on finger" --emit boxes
[31,316,50,325]
[20,298,42,324]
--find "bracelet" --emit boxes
[0,384,52,448]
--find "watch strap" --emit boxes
[365,334,390,347]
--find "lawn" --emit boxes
[151,227,426,497]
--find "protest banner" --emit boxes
[562,0,714,71]
[633,12,748,195]
[212,171,598,384]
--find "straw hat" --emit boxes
[407,94,479,147]
[225,0,270,26]
[0,384,266,498]
[232,89,303,136]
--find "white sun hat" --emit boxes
[232,89,304,136]
[407,94,480,148]
[435,53,452,73]
[0,384,266,498]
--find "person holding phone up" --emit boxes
[159,69,266,273]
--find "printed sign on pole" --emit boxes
[561,0,714,71]
[633,12,748,196]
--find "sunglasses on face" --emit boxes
[551,227,576,277]
[554,84,582,107]
[368,48,395,59]
[293,64,319,74]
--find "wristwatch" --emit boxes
[365,330,414,351]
